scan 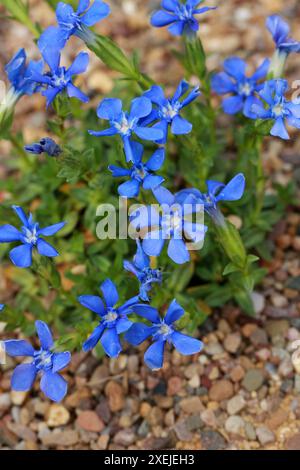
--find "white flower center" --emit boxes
[104,311,118,323]
[159,324,172,336]
[272,104,284,117]
[239,82,252,96]
[24,227,38,244]
[162,102,179,120]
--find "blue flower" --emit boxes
[0,206,65,268]
[124,240,162,302]
[130,186,207,264]
[151,0,216,37]
[176,173,246,219]
[251,79,300,140]
[125,300,203,370]
[142,80,200,144]
[24,138,62,157]
[27,49,89,107]
[266,15,300,55]
[5,48,42,97]
[4,320,71,402]
[0,304,4,311]
[109,142,165,198]
[78,279,139,358]
[88,97,164,162]
[211,58,270,119]
[38,0,110,50]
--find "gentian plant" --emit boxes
[0,0,297,401]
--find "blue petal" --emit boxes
[123,136,134,162]
[144,340,165,370]
[118,179,141,198]
[42,48,61,73]
[266,15,289,45]
[96,98,123,120]
[131,141,144,165]
[12,205,29,226]
[180,87,201,107]
[150,10,176,27]
[77,0,90,15]
[0,225,21,243]
[5,49,26,85]
[251,59,270,81]
[135,126,164,142]
[4,340,35,357]
[38,222,65,237]
[152,185,175,206]
[109,165,131,177]
[37,239,59,257]
[38,26,68,52]
[215,173,246,202]
[9,244,33,268]
[83,324,105,351]
[132,304,161,323]
[170,331,203,355]
[143,175,164,190]
[142,230,165,257]
[171,115,192,135]
[35,320,54,350]
[243,95,261,120]
[130,97,152,120]
[206,180,224,196]
[222,95,244,115]
[167,238,190,264]
[116,318,133,334]
[56,2,75,25]
[286,102,300,119]
[162,0,179,12]
[271,117,290,140]
[251,102,271,119]
[143,85,167,107]
[66,52,89,76]
[11,364,37,392]
[0,304,4,311]
[52,352,71,373]
[164,299,184,325]
[129,205,160,230]
[100,328,122,358]
[287,116,300,129]
[133,240,149,270]
[168,20,185,36]
[78,295,105,315]
[67,83,89,103]
[123,260,139,277]
[101,279,119,307]
[152,120,169,144]
[211,72,235,95]
[184,221,207,244]
[146,148,165,171]
[89,127,118,137]
[223,57,247,81]
[124,323,155,345]
[43,87,60,108]
[40,371,68,402]
[172,80,189,102]
[118,295,140,315]
[81,0,110,26]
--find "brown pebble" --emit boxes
[209,380,234,402]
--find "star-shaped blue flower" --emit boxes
[0,206,65,268]
[27,48,89,108]
[130,186,207,264]
[38,0,110,50]
[109,141,165,198]
[125,300,203,370]
[5,320,71,402]
[88,97,163,162]
[142,80,200,144]
[24,137,62,157]
[151,0,216,37]
[78,279,139,358]
[212,57,270,119]
[266,15,300,55]
[251,79,300,140]
[124,240,162,302]
[176,173,246,219]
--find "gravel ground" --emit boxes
[0,0,300,451]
